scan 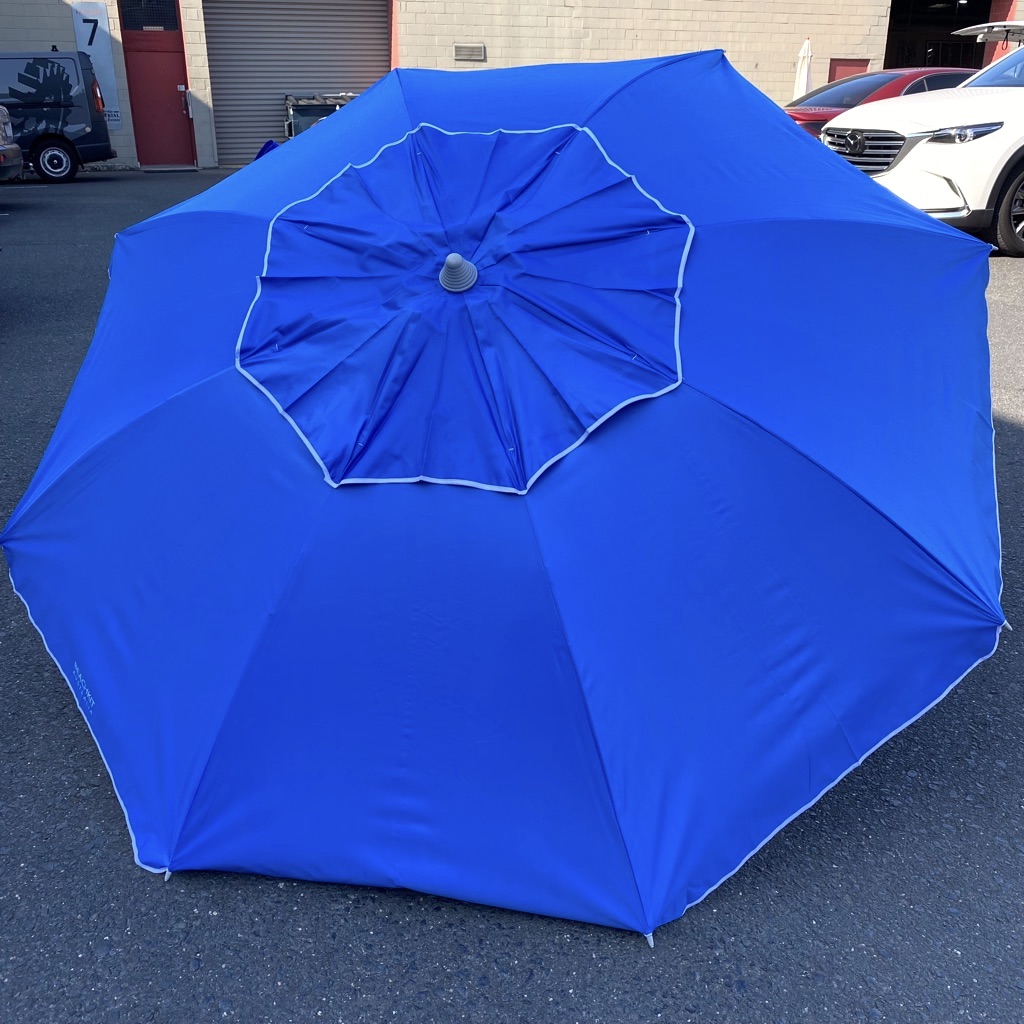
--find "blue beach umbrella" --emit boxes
[1,51,1004,940]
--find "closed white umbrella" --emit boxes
[793,38,813,102]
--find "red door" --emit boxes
[828,59,871,83]
[120,0,196,166]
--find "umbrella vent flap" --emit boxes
[235,123,694,494]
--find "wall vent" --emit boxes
[453,42,487,62]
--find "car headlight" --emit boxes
[928,122,1003,144]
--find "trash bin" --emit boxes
[284,93,357,139]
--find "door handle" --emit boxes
[177,84,193,119]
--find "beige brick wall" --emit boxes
[394,0,892,106]
[179,0,217,167]
[0,0,77,50]
[0,0,216,168]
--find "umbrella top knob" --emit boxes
[439,252,478,293]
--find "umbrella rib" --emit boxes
[459,134,515,245]
[683,381,1005,624]
[166,486,336,865]
[4,366,239,531]
[414,313,450,480]
[483,177,657,249]
[692,211,957,236]
[466,300,541,483]
[408,130,511,254]
[340,315,435,479]
[579,51,713,127]
[327,169,436,250]
[387,67,451,246]
[495,215,682,262]
[392,67,419,136]
[403,132,453,253]
[251,310,411,429]
[480,297,589,432]
[497,282,678,383]
[468,137,579,257]
[520,494,652,933]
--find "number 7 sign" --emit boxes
[71,2,122,129]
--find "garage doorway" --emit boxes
[884,0,995,68]
[203,0,390,167]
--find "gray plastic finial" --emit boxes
[439,252,478,293]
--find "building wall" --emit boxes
[985,0,1019,64]
[4,0,901,168]
[0,0,217,168]
[1,0,77,49]
[177,0,217,166]
[393,0,894,105]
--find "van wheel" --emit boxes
[33,140,78,183]
[983,164,1024,257]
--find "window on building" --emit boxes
[119,0,179,33]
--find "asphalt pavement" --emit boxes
[1,171,1022,1024]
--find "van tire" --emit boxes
[982,163,1024,257]
[33,139,78,183]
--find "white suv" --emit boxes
[822,24,1024,256]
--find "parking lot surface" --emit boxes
[1,172,1023,1023]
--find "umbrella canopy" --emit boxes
[1,51,1004,938]
[794,38,813,102]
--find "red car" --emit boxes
[785,67,975,136]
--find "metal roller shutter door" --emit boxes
[203,0,390,166]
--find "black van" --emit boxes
[0,50,116,182]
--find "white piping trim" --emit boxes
[669,621,1006,929]
[991,370,1006,609]
[235,122,694,494]
[7,569,167,875]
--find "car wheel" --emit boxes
[33,139,78,183]
[984,163,1024,257]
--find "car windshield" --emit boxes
[966,45,1024,87]
[788,72,904,108]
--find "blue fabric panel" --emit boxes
[169,482,644,929]
[6,215,267,527]
[575,57,999,612]
[525,384,1002,929]
[676,221,999,614]
[3,376,331,867]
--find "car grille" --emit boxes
[822,129,906,174]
